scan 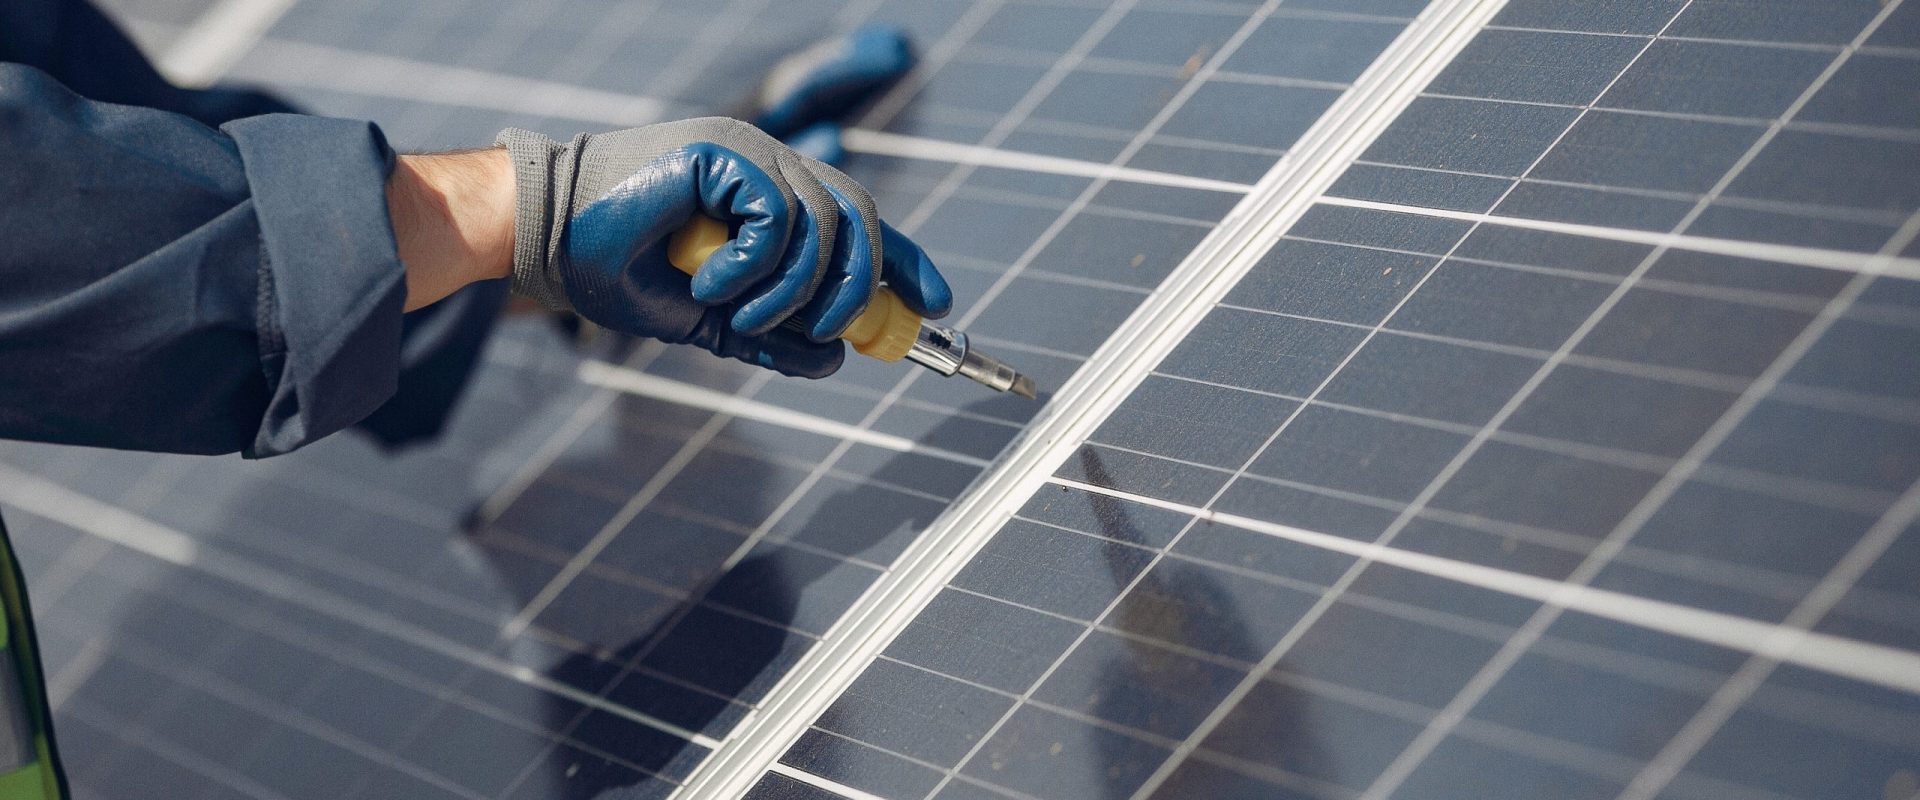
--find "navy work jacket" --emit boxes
[0,0,502,458]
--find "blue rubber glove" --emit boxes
[751,24,916,142]
[496,118,951,378]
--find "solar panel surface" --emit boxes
[0,0,1347,798]
[0,1,1916,799]
[769,2,1920,799]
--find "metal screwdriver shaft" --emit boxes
[668,215,1039,399]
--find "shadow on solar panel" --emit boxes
[448,393,995,796]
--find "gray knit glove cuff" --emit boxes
[494,128,580,310]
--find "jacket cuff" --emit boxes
[225,114,407,457]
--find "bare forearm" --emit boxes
[385,147,516,311]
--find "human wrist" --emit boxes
[386,147,515,311]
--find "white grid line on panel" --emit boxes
[1319,197,1920,280]
[109,636,493,800]
[1409,92,1920,147]
[575,362,989,468]
[64,701,301,800]
[767,762,894,800]
[1045,476,1920,700]
[155,0,296,86]
[242,38,670,127]
[376,0,582,138]
[1347,158,1920,226]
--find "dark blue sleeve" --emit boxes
[0,64,408,457]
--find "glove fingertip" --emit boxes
[912,250,955,319]
[804,304,860,342]
[690,151,794,303]
[894,249,953,319]
[809,316,851,343]
[879,221,953,319]
[729,304,781,337]
[692,235,777,305]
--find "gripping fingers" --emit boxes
[731,187,832,335]
[686,143,796,305]
[791,184,879,341]
[879,220,952,319]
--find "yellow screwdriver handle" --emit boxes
[667,215,921,362]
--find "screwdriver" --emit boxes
[668,215,1039,399]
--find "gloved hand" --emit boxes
[750,24,916,142]
[495,117,951,378]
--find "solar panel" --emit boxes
[2,0,1917,799]
[736,2,1920,799]
[0,0,1318,798]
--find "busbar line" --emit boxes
[0,463,200,566]
[0,464,725,751]
[1049,477,1920,699]
[1320,196,1920,281]
[238,39,668,127]
[227,37,1920,281]
[156,0,297,87]
[673,0,1516,796]
[766,763,892,800]
[841,129,1256,194]
[575,361,989,468]
[1620,476,1920,799]
[229,38,1245,196]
